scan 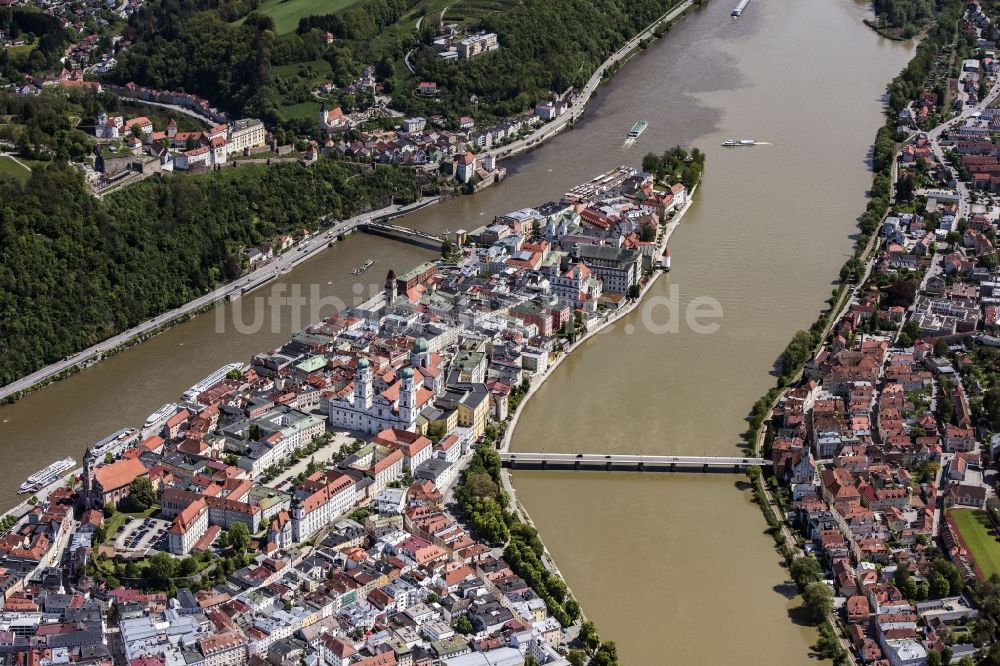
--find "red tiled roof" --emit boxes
[93,458,147,493]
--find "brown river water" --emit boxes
[0,0,912,661]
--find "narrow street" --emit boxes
[925,76,1000,225]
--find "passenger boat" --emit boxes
[627,120,648,141]
[87,428,141,465]
[722,139,757,147]
[142,403,178,437]
[19,458,75,494]
[181,363,243,403]
[352,258,376,275]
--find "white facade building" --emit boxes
[168,498,209,555]
[328,361,432,434]
[291,473,356,542]
[227,119,266,154]
[457,33,499,59]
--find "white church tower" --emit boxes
[399,367,417,424]
[355,358,373,410]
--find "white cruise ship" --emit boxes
[142,403,179,437]
[88,428,140,463]
[181,363,243,403]
[19,457,76,494]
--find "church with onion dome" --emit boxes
[327,338,439,434]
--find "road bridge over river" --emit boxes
[500,452,770,473]
[359,222,444,251]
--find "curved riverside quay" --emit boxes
[0,0,914,662]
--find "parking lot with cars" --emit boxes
[115,516,171,554]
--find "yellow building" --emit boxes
[419,406,459,439]
[439,384,490,440]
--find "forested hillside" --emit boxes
[111,2,275,119]
[0,8,72,78]
[0,92,95,161]
[407,0,685,118]
[0,159,422,385]
[108,0,686,125]
[108,0,416,124]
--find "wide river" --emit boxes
[0,0,912,661]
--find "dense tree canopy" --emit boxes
[406,0,681,119]
[780,330,815,378]
[126,478,156,511]
[642,145,705,188]
[297,0,418,40]
[0,8,71,77]
[0,157,421,386]
[0,92,94,161]
[871,0,934,32]
[225,523,251,552]
[885,0,965,115]
[109,0,686,124]
[802,581,834,624]
[111,5,274,118]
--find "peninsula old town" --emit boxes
[8,0,1000,662]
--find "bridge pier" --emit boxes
[574,460,580,470]
[541,460,547,470]
[606,460,612,471]
[637,461,644,472]
[703,463,708,473]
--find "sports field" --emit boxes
[951,508,1000,578]
[0,155,32,185]
[235,0,364,34]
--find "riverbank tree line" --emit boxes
[867,0,935,38]
[741,0,984,660]
[0,155,422,386]
[884,0,966,117]
[452,448,588,630]
[641,145,705,189]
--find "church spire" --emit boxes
[384,269,398,305]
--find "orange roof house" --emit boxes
[90,458,148,508]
